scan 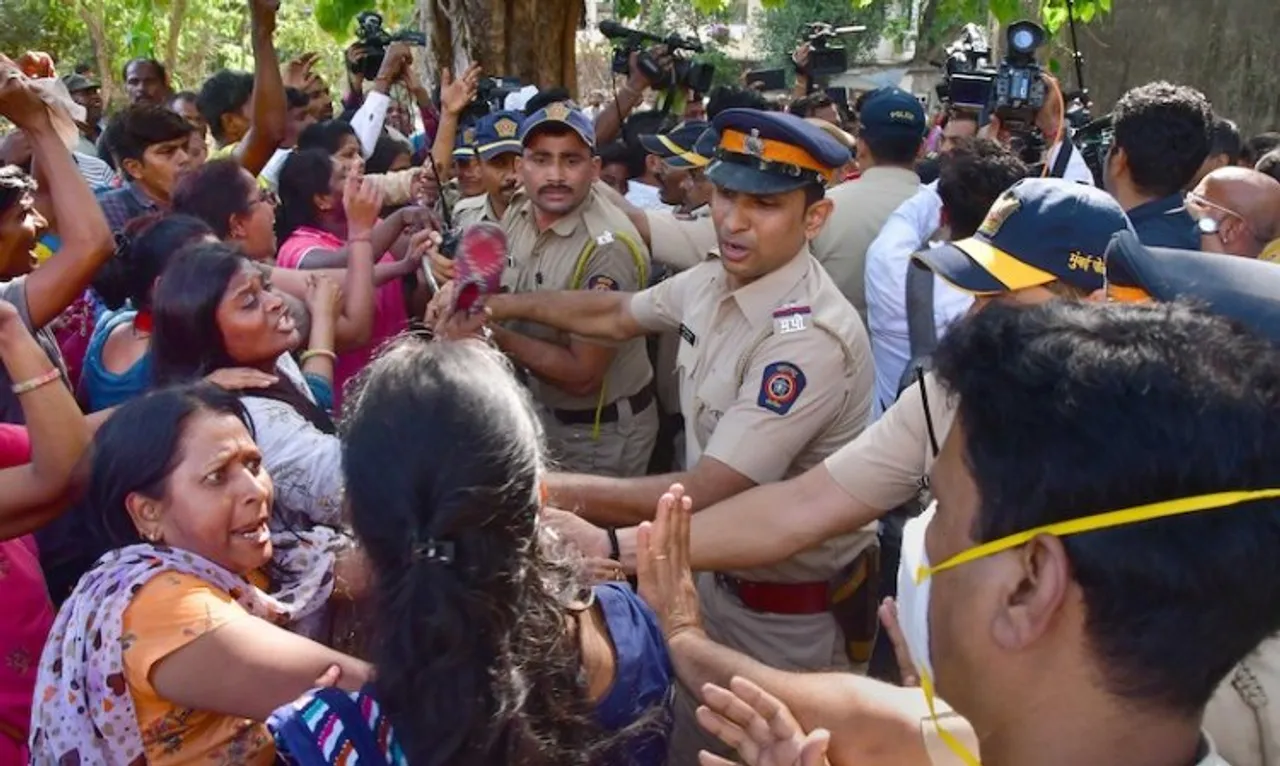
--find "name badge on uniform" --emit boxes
[679,323,697,346]
[772,305,811,334]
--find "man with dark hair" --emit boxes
[598,140,632,197]
[61,73,104,155]
[937,107,978,154]
[1105,81,1212,248]
[864,138,1027,410]
[472,109,874,761]
[1257,148,1280,185]
[1191,116,1243,187]
[812,86,926,321]
[452,110,524,228]
[789,92,840,127]
[122,58,171,106]
[643,296,1279,766]
[1240,131,1280,168]
[458,101,659,479]
[98,105,194,231]
[197,0,288,176]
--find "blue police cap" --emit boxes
[640,120,711,169]
[473,110,524,161]
[707,108,851,195]
[1105,230,1280,342]
[858,86,926,141]
[519,101,595,151]
[913,178,1134,295]
[453,120,479,160]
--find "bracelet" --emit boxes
[606,527,621,561]
[299,349,338,364]
[11,368,60,395]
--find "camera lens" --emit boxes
[1010,28,1036,51]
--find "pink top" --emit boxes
[276,226,408,410]
[0,424,54,760]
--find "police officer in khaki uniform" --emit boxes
[483,108,877,761]
[492,100,658,477]
[452,109,524,230]
[811,87,927,322]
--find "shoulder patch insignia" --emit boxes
[758,361,806,415]
[596,231,615,246]
[772,304,811,334]
[977,191,1021,238]
[587,274,618,291]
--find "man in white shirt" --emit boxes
[863,109,1094,418]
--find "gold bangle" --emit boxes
[299,349,338,364]
[11,368,61,395]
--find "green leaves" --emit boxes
[314,0,375,38]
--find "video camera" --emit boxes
[461,76,524,122]
[349,11,428,81]
[937,20,1049,164]
[598,21,715,95]
[801,22,865,78]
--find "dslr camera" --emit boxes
[461,77,524,122]
[598,21,715,95]
[801,22,865,79]
[349,11,428,81]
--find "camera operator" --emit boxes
[593,46,675,148]
[1103,81,1212,249]
[811,87,928,323]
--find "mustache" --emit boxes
[537,184,572,195]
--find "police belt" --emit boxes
[715,573,830,616]
[552,383,654,426]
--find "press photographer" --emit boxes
[936,20,1092,184]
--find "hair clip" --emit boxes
[412,539,456,565]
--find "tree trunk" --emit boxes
[76,0,116,105]
[419,0,584,95]
[163,0,189,79]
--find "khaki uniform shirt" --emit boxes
[631,247,876,582]
[645,207,718,272]
[453,192,500,231]
[811,166,923,322]
[502,189,653,411]
[825,371,956,512]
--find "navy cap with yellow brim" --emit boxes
[473,110,524,161]
[640,120,711,168]
[912,178,1134,296]
[705,108,850,196]
[519,100,596,151]
[1105,229,1280,342]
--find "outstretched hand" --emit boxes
[696,676,832,766]
[635,483,702,641]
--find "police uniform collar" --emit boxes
[724,245,813,330]
[519,194,587,237]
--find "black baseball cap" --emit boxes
[914,178,1134,295]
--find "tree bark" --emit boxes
[76,0,116,105]
[163,0,189,78]
[420,0,584,94]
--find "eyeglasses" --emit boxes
[254,189,280,208]
[1186,191,1257,241]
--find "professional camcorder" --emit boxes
[937,20,1047,130]
[937,20,1049,165]
[801,22,865,78]
[461,77,523,121]
[598,21,715,95]
[349,11,428,80]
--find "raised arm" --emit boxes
[0,57,113,328]
[429,64,481,182]
[0,301,91,538]
[233,0,288,176]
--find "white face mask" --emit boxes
[896,502,981,765]
[897,503,938,688]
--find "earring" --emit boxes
[146,529,162,544]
